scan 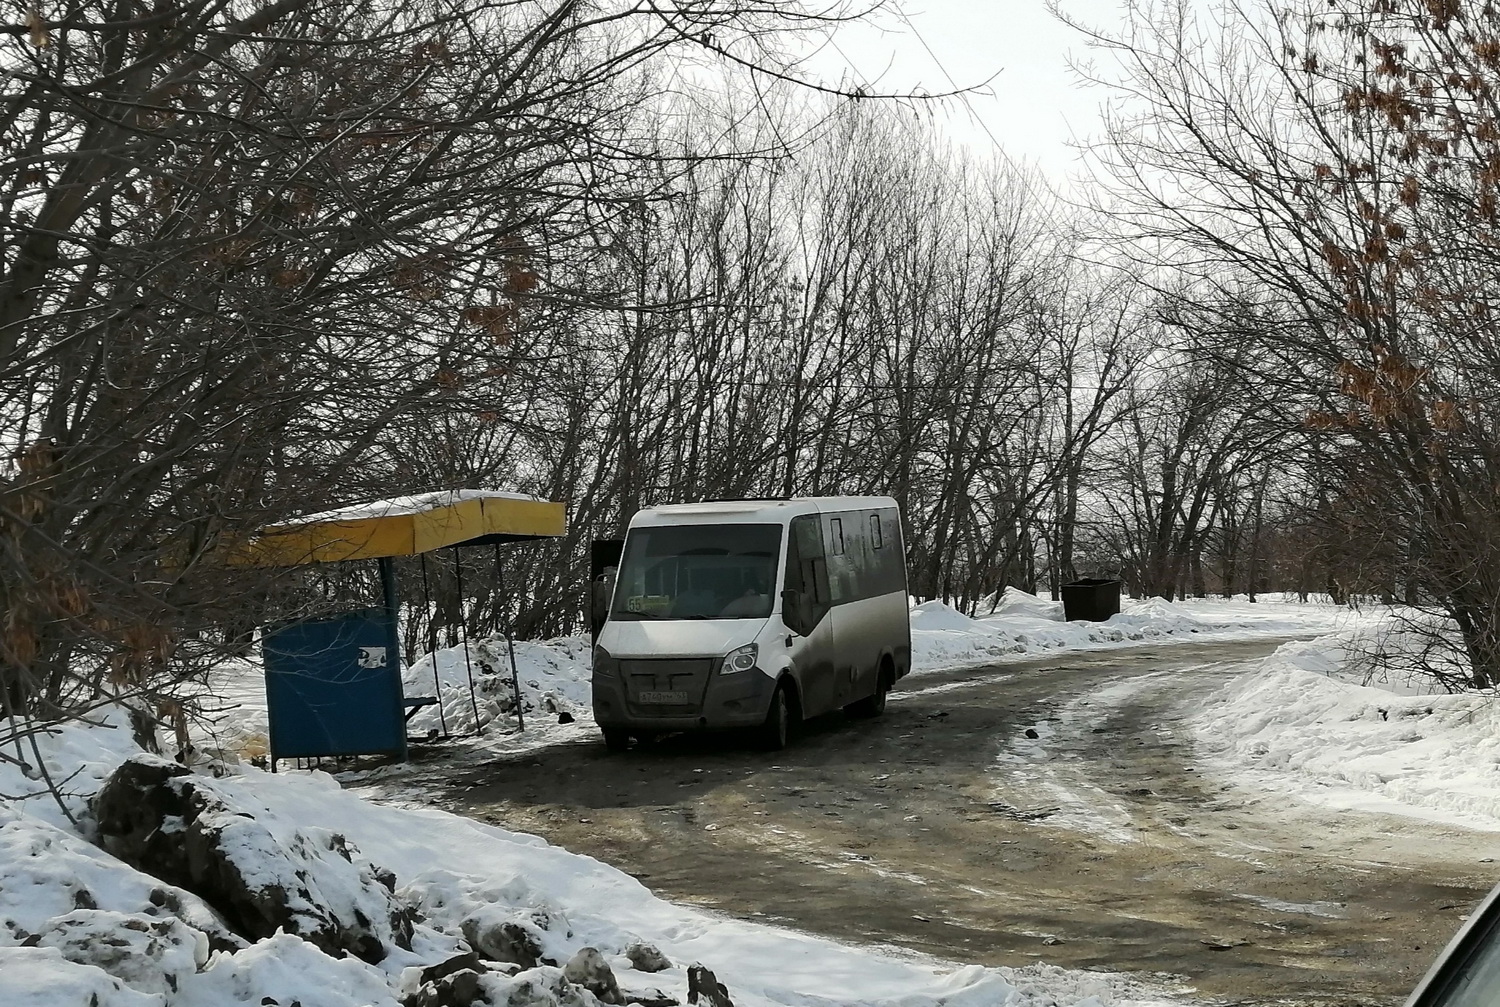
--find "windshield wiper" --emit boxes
[611,611,717,621]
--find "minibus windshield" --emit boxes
[610,523,782,621]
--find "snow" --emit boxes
[0,946,160,1007]
[909,591,1355,672]
[284,489,547,527]
[34,910,208,997]
[0,591,1412,1007]
[194,593,1352,770]
[0,705,1181,1007]
[148,757,432,962]
[180,933,400,1007]
[0,804,238,952]
[1,706,151,830]
[401,636,593,739]
[1191,624,1500,831]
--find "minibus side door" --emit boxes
[783,514,836,717]
[823,512,860,708]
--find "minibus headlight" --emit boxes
[593,645,618,678]
[720,642,758,675]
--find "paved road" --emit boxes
[428,638,1496,1006]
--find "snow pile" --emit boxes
[1308,613,1474,695]
[0,794,414,1007]
[0,715,417,1007]
[194,594,1356,765]
[1,945,159,1007]
[1279,616,1464,691]
[92,757,425,963]
[990,589,1067,622]
[221,763,1179,1007]
[0,802,238,946]
[0,710,1184,1007]
[401,636,592,738]
[188,635,596,766]
[0,707,152,828]
[1191,629,1500,830]
[910,592,1354,672]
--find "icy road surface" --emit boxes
[413,638,1496,1006]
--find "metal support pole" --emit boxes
[377,555,408,761]
[494,542,525,732]
[418,553,449,738]
[378,555,399,619]
[452,547,483,735]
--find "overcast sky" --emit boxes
[807,1,1128,180]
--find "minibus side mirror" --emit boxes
[781,588,807,635]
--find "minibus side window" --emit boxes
[787,515,831,623]
[827,512,866,603]
[784,523,803,594]
[869,508,903,595]
[863,512,903,596]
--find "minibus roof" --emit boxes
[630,496,897,527]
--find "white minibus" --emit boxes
[592,497,910,750]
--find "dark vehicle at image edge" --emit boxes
[1406,881,1500,1006]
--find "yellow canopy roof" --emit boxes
[230,490,566,567]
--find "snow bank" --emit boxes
[0,803,238,953]
[0,708,148,830]
[1,709,1181,1007]
[178,933,401,1007]
[191,594,1354,768]
[0,946,160,1007]
[1192,629,1500,830]
[910,592,1353,673]
[401,635,593,738]
[188,635,596,768]
[213,762,1178,1007]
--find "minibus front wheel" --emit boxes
[602,727,631,753]
[758,680,798,751]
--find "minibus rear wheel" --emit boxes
[848,659,894,718]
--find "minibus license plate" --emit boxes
[638,690,689,704]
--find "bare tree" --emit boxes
[1074,0,1500,685]
[0,0,907,742]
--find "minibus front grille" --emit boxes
[620,658,714,713]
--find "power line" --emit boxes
[892,9,1005,156]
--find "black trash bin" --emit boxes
[1060,579,1122,622]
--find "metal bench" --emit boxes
[402,696,439,722]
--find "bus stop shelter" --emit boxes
[232,490,566,768]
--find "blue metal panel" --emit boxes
[263,607,406,761]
